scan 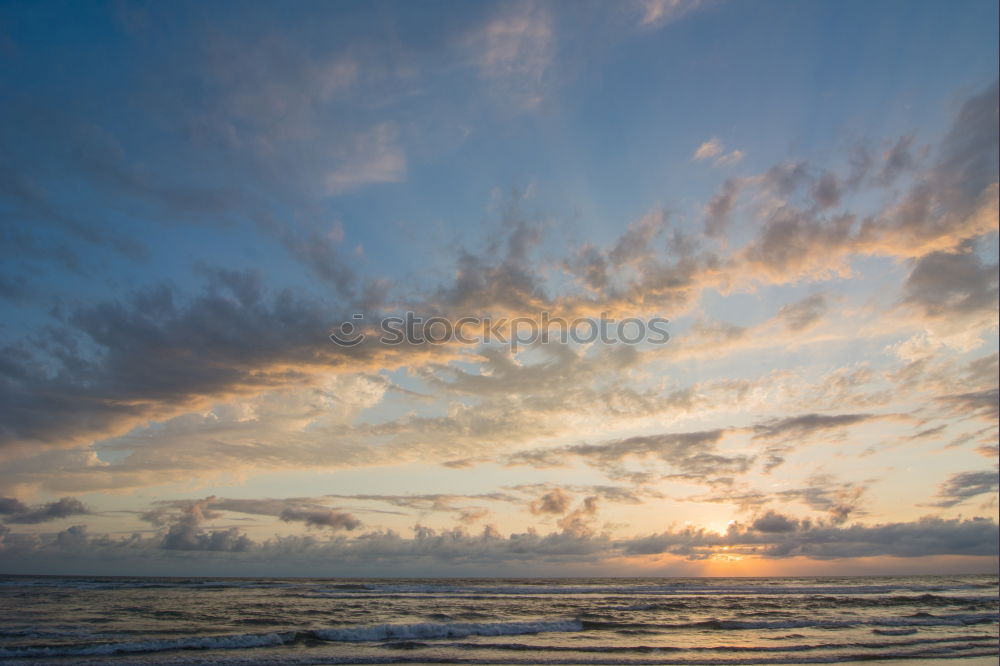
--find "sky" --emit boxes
[0,0,997,577]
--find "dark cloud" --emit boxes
[737,82,997,284]
[564,244,609,291]
[434,218,547,313]
[752,413,876,440]
[147,497,255,552]
[146,496,363,532]
[934,81,999,213]
[810,172,841,209]
[2,497,87,524]
[55,524,89,549]
[751,413,878,471]
[609,211,666,266]
[279,508,361,530]
[325,492,519,513]
[623,516,999,560]
[0,497,28,515]
[1,514,996,566]
[858,81,998,255]
[796,485,865,525]
[936,388,999,422]
[0,274,404,452]
[908,424,948,440]
[161,525,254,552]
[704,179,740,236]
[932,469,999,508]
[530,488,571,515]
[506,413,887,483]
[876,134,919,186]
[776,293,827,331]
[751,510,799,533]
[902,247,999,318]
[695,476,867,525]
[507,429,749,483]
[742,205,855,279]
[763,161,811,197]
[456,508,490,525]
[846,141,874,188]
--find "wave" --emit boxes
[421,633,999,654]
[0,620,583,659]
[304,582,997,598]
[581,611,999,632]
[601,594,998,613]
[0,631,293,658]
[4,616,989,661]
[312,619,583,642]
[0,576,296,591]
[5,648,996,666]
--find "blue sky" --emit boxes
[0,0,997,576]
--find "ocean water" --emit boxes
[0,575,996,665]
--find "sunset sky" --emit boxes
[0,0,997,577]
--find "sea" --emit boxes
[0,575,996,665]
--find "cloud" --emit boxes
[0,497,28,515]
[636,0,706,30]
[0,271,442,456]
[507,428,750,483]
[876,134,920,186]
[1,65,997,552]
[324,492,518,513]
[324,124,407,195]
[3,76,989,462]
[145,496,363,534]
[857,81,998,258]
[704,179,741,236]
[794,484,866,525]
[693,137,723,161]
[810,172,841,209]
[161,525,254,552]
[530,488,572,515]
[714,150,745,167]
[751,510,799,533]
[609,210,667,266]
[1,512,995,569]
[466,4,553,108]
[623,516,999,560]
[698,476,870,526]
[2,497,88,524]
[279,508,361,531]
[557,496,600,536]
[901,247,999,318]
[751,413,882,471]
[691,137,744,168]
[936,388,999,422]
[730,82,995,285]
[776,293,828,331]
[932,469,999,508]
[752,413,878,441]
[456,508,491,525]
